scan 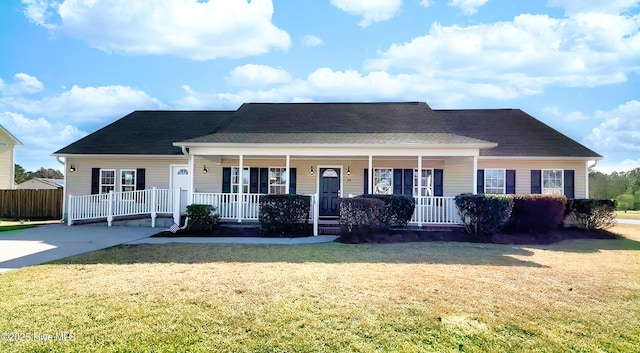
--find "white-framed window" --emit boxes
[373,168,393,195]
[231,167,250,194]
[100,169,116,194]
[542,169,563,195]
[484,169,505,194]
[413,169,433,197]
[269,167,287,195]
[121,169,136,193]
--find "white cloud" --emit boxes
[0,73,44,95]
[547,0,639,15]
[330,0,403,27]
[176,67,476,109]
[0,111,87,170]
[419,0,433,7]
[22,0,290,60]
[302,34,324,47]
[448,0,488,15]
[3,84,164,122]
[365,12,640,96]
[226,64,292,87]
[584,100,640,153]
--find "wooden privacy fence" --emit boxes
[0,189,63,220]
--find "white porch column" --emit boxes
[285,154,290,194]
[472,155,478,194]
[188,153,195,204]
[238,154,244,222]
[417,155,423,227]
[368,155,373,194]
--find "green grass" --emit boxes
[616,210,640,220]
[0,225,639,352]
[0,224,39,233]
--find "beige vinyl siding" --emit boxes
[443,157,474,196]
[479,159,587,198]
[0,144,13,190]
[65,157,187,197]
[0,129,17,189]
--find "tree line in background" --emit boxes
[589,168,640,210]
[14,164,64,184]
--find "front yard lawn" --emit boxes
[1,225,639,352]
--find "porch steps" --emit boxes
[318,219,341,235]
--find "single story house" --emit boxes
[0,124,22,190]
[53,102,602,232]
[16,178,64,190]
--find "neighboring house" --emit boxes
[53,102,602,230]
[0,125,22,190]
[16,178,64,190]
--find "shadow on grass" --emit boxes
[532,234,640,253]
[51,241,549,267]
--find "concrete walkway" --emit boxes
[616,219,640,225]
[0,224,338,273]
[0,224,157,273]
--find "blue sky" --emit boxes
[0,0,639,174]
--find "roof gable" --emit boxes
[0,125,22,146]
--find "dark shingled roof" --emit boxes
[432,109,602,158]
[54,102,601,159]
[54,111,234,155]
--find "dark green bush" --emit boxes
[454,194,513,236]
[502,194,567,234]
[566,199,616,230]
[338,197,385,243]
[258,195,311,236]
[358,194,416,227]
[186,204,219,231]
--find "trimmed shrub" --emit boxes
[502,194,567,234]
[454,193,513,236]
[358,194,415,227]
[338,197,385,243]
[186,204,220,231]
[258,195,311,236]
[566,199,616,230]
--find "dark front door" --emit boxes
[319,168,341,217]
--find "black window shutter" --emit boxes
[136,168,146,190]
[289,168,297,194]
[259,168,269,194]
[403,169,413,196]
[531,170,541,194]
[506,170,516,194]
[91,168,100,195]
[393,169,403,195]
[363,168,368,194]
[477,169,484,194]
[564,170,575,198]
[222,167,231,193]
[434,169,444,196]
[249,168,259,193]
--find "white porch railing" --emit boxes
[68,190,458,230]
[192,192,262,220]
[67,188,175,227]
[410,196,461,225]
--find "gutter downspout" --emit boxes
[55,156,67,222]
[585,160,599,198]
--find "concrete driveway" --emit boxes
[0,224,157,273]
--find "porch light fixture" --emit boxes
[347,166,351,176]
[69,165,76,172]
[310,166,315,176]
[202,166,208,174]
